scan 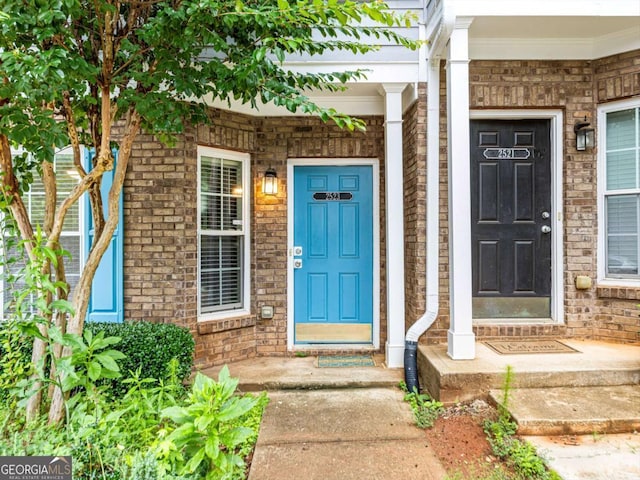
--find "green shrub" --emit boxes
[0,320,33,405]
[85,321,194,397]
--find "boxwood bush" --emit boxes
[85,321,195,397]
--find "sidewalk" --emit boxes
[247,388,448,480]
[202,354,640,480]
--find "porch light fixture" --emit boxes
[262,167,278,195]
[574,117,595,151]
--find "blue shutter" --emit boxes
[84,148,124,322]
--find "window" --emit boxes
[600,101,640,280]
[2,148,83,313]
[197,147,250,318]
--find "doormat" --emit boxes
[317,355,375,368]
[484,340,579,355]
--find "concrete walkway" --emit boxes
[247,388,448,480]
[201,349,640,480]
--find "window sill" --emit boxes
[197,314,257,335]
[596,282,640,300]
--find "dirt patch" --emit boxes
[424,400,517,479]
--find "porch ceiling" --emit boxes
[467,16,640,60]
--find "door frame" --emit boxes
[287,158,381,350]
[468,110,564,324]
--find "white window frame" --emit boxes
[597,98,640,286]
[197,146,251,321]
[1,146,86,319]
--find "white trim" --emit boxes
[196,146,251,322]
[597,98,640,287]
[469,109,565,325]
[447,24,475,359]
[286,158,381,351]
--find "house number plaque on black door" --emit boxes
[313,192,353,201]
[482,148,531,160]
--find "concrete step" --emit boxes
[418,340,640,404]
[489,385,640,435]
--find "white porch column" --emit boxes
[446,19,476,359]
[380,83,407,368]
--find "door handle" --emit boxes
[294,259,303,269]
[541,225,551,234]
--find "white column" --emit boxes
[446,19,476,360]
[380,83,407,368]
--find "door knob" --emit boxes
[541,225,551,234]
[294,259,303,269]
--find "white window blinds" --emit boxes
[198,152,247,314]
[605,107,640,277]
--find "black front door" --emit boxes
[470,119,552,318]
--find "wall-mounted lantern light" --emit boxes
[262,168,278,195]
[574,117,595,151]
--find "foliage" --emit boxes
[159,367,267,479]
[483,366,560,480]
[400,381,444,429]
[0,363,266,479]
[84,321,195,398]
[0,0,418,422]
[0,319,32,405]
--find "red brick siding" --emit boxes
[429,51,640,345]
[403,84,428,332]
[124,111,387,368]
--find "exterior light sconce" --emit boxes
[574,117,595,151]
[262,167,278,195]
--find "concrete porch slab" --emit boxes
[199,354,403,392]
[418,340,640,404]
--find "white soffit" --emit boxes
[468,17,640,60]
[203,62,422,117]
[203,82,386,117]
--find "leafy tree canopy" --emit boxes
[0,0,418,424]
[1,0,416,165]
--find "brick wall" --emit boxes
[592,50,640,343]
[403,84,428,331]
[124,110,387,368]
[124,109,260,368]
[428,50,640,345]
[254,116,386,356]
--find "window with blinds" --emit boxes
[198,148,249,316]
[604,106,640,277]
[2,149,83,312]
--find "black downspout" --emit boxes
[403,340,419,392]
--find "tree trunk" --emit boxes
[47,111,140,425]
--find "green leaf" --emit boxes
[87,360,102,381]
[183,447,205,473]
[162,406,191,423]
[95,352,120,372]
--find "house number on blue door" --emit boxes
[313,192,353,201]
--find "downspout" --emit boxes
[404,1,455,392]
[404,58,441,392]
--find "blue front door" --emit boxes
[293,165,373,344]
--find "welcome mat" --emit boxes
[317,355,375,368]
[484,340,579,355]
